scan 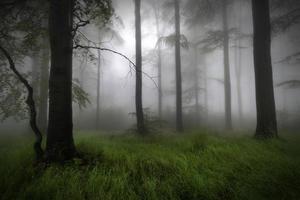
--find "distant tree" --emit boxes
[134,0,146,134]
[251,0,278,138]
[174,0,183,132]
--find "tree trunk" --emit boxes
[38,39,49,134]
[46,0,76,161]
[203,56,208,121]
[96,49,101,130]
[222,0,232,130]
[251,0,278,138]
[234,0,243,125]
[153,2,163,119]
[174,0,183,132]
[194,48,200,123]
[135,0,146,134]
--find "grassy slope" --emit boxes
[0,131,300,200]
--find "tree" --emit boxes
[37,37,50,134]
[134,0,146,134]
[46,0,76,160]
[184,0,233,129]
[0,45,43,160]
[152,0,163,119]
[222,0,232,130]
[251,0,278,138]
[174,0,183,132]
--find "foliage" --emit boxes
[0,131,300,200]
[72,79,91,110]
[156,34,189,49]
[0,63,28,121]
[270,0,300,35]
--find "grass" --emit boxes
[0,130,300,200]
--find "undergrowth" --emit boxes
[0,131,300,200]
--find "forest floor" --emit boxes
[0,130,300,200]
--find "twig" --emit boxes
[74,44,158,88]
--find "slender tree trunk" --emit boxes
[135,0,146,134]
[153,2,163,119]
[0,45,43,161]
[46,0,76,161]
[38,39,49,134]
[96,49,101,130]
[234,0,243,125]
[203,56,208,121]
[194,48,200,123]
[174,0,183,132]
[222,0,232,130]
[251,0,278,138]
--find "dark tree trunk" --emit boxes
[174,0,183,132]
[222,0,232,130]
[135,0,146,134]
[251,0,278,138]
[96,49,101,130]
[38,39,49,134]
[0,45,44,161]
[46,0,76,161]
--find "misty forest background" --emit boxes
[1,0,300,199]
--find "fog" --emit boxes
[1,0,300,134]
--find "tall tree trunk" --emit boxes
[174,0,183,132]
[234,0,243,125]
[135,0,146,134]
[203,56,208,121]
[222,0,232,130]
[96,49,101,130]
[38,39,49,134]
[153,2,163,119]
[194,48,200,123]
[251,0,278,137]
[46,0,76,161]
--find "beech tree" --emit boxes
[251,0,278,138]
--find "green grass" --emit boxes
[1,131,300,200]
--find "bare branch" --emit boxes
[74,44,158,88]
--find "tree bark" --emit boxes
[222,0,232,130]
[135,0,146,134]
[38,39,49,134]
[251,0,278,138]
[174,0,183,132]
[46,0,76,161]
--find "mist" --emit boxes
[1,0,300,199]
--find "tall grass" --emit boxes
[0,131,300,200]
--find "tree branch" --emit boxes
[74,44,158,88]
[0,44,44,161]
